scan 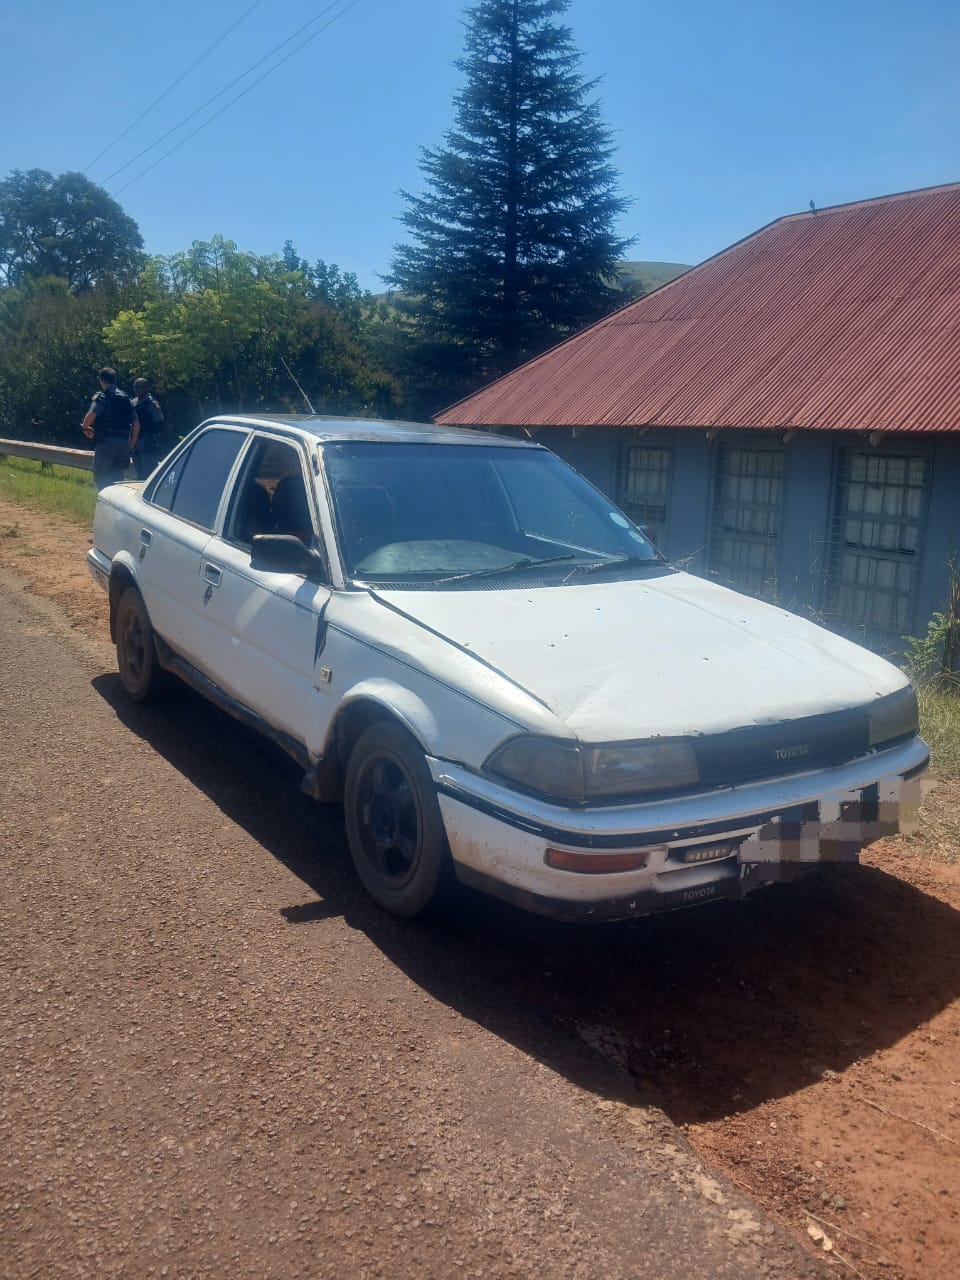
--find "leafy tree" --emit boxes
[106,237,398,426]
[108,238,296,411]
[387,0,632,404]
[0,169,144,291]
[0,277,130,439]
[282,241,370,332]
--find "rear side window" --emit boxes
[150,429,246,530]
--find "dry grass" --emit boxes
[904,685,960,866]
[918,683,960,781]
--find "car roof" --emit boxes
[203,414,539,449]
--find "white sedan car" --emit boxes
[88,415,928,920]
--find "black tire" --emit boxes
[115,586,165,704]
[344,720,452,918]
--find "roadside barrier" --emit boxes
[0,438,94,472]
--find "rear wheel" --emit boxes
[344,721,451,917]
[115,586,165,703]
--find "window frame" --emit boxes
[706,436,787,600]
[220,432,318,548]
[143,425,250,535]
[823,441,933,640]
[217,430,332,584]
[614,439,674,550]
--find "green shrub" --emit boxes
[904,557,960,688]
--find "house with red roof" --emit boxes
[436,182,960,649]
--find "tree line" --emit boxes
[1,0,634,444]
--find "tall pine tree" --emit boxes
[387,0,632,408]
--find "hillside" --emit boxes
[617,259,691,295]
[371,260,692,306]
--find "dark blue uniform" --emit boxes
[132,394,166,480]
[89,388,134,491]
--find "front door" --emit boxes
[197,435,333,754]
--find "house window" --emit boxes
[615,443,671,547]
[708,442,784,598]
[826,449,930,638]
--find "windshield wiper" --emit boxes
[436,554,576,584]
[564,556,666,581]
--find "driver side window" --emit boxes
[226,437,317,550]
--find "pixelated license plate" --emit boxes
[738,774,921,865]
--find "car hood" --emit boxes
[371,572,908,741]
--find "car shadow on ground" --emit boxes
[94,674,960,1127]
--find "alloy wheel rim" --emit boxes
[123,610,145,683]
[356,755,420,886]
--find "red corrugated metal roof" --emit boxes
[437,182,960,433]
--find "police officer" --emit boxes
[130,377,166,480]
[81,368,137,491]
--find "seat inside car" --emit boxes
[270,474,313,543]
[234,481,271,545]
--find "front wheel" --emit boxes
[115,586,165,703]
[343,721,452,917]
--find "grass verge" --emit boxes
[918,684,960,781]
[0,455,96,524]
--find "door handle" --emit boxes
[139,529,153,546]
[203,563,222,586]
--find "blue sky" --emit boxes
[2,0,958,288]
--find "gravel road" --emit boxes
[0,569,825,1280]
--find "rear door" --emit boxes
[137,426,249,664]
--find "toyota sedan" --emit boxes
[87,416,927,920]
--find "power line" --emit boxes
[85,0,265,173]
[101,0,352,188]
[114,0,363,196]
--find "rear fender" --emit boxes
[107,550,145,642]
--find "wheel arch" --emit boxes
[305,688,439,802]
[108,553,143,643]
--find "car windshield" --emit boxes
[322,440,669,586]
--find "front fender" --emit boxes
[328,678,441,757]
[302,679,445,802]
[321,669,524,776]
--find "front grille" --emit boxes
[693,706,870,787]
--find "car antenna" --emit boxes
[279,355,316,415]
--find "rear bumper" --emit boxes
[430,737,928,922]
[86,547,111,592]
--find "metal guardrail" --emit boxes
[0,437,94,472]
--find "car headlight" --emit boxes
[483,736,700,802]
[484,736,585,802]
[869,687,919,747]
[585,741,699,797]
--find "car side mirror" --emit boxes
[251,534,325,579]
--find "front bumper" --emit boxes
[430,736,928,921]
